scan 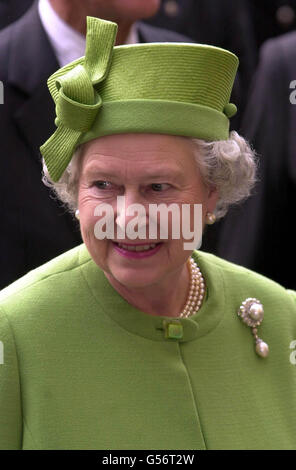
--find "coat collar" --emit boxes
[78,243,225,343]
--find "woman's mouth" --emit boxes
[111,241,163,258]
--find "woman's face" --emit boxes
[78,133,218,288]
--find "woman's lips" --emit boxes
[111,241,163,259]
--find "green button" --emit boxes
[163,320,183,339]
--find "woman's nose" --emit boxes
[115,192,149,239]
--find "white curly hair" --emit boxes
[42,131,257,220]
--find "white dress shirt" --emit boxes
[38,0,139,67]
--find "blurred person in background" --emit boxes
[0,0,191,290]
[213,31,296,290]
[248,0,296,48]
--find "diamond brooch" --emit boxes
[238,298,269,358]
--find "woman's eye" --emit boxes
[94,181,112,189]
[151,183,170,192]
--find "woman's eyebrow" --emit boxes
[83,168,120,179]
[83,166,184,181]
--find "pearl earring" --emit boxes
[75,209,80,220]
[206,212,216,225]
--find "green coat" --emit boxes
[0,244,295,450]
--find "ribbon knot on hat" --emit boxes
[54,65,102,132]
[41,17,117,182]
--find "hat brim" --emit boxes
[79,99,230,145]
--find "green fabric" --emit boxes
[40,16,238,182]
[78,100,230,144]
[0,244,295,450]
[41,17,117,182]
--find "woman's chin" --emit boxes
[108,267,162,290]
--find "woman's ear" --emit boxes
[206,185,219,213]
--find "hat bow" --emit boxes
[41,17,118,182]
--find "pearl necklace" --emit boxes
[179,258,205,318]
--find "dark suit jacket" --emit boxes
[0,0,33,29]
[214,32,296,289]
[0,1,192,289]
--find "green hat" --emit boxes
[40,16,239,182]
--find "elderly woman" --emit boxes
[0,17,295,450]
